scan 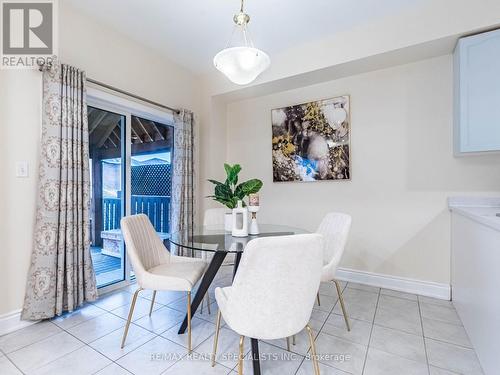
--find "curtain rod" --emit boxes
[37,61,180,114]
[86,78,180,114]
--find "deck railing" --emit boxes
[103,195,170,233]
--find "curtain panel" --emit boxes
[22,63,98,320]
[170,110,195,256]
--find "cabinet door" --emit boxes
[454,29,500,154]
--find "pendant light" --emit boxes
[213,0,270,85]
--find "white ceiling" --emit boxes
[65,0,421,75]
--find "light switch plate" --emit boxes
[16,161,29,177]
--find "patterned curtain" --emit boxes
[22,63,98,320]
[170,110,195,256]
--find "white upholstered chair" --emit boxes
[120,214,207,352]
[211,234,324,375]
[316,212,352,331]
[203,207,227,228]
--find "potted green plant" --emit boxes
[208,163,263,231]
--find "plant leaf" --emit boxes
[207,179,225,186]
[227,164,241,186]
[235,179,263,199]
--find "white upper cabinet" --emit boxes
[454,29,500,155]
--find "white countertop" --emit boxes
[449,197,500,232]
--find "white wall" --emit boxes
[0,1,200,317]
[224,55,500,285]
[203,0,500,96]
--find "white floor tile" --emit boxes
[369,325,426,363]
[296,360,351,374]
[241,341,304,375]
[89,324,156,360]
[377,294,419,312]
[0,355,22,375]
[322,314,372,346]
[332,288,378,322]
[313,294,339,313]
[0,321,61,353]
[66,313,125,343]
[425,338,483,375]
[363,347,428,375]
[162,355,232,374]
[28,345,111,375]
[374,306,422,335]
[8,331,83,373]
[161,317,216,350]
[318,281,345,298]
[195,327,251,369]
[134,306,186,334]
[429,365,460,374]
[110,297,162,321]
[94,363,133,375]
[143,290,185,305]
[167,296,191,312]
[92,291,138,311]
[52,303,107,330]
[380,289,418,301]
[333,300,376,323]
[418,295,453,307]
[422,317,472,348]
[314,332,367,375]
[310,308,330,324]
[116,336,186,375]
[2,283,488,375]
[419,303,462,326]
[346,282,380,294]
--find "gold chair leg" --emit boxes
[187,291,192,354]
[316,292,321,306]
[286,337,291,351]
[238,335,245,375]
[334,280,350,331]
[121,288,142,349]
[149,290,157,316]
[211,310,222,367]
[306,324,320,375]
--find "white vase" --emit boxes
[232,200,249,237]
[224,213,232,232]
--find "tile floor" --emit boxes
[0,268,484,375]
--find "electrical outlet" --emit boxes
[16,161,29,177]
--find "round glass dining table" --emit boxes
[169,224,309,375]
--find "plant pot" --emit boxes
[224,213,232,232]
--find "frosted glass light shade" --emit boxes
[213,46,270,85]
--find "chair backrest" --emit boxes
[316,212,352,269]
[121,214,170,286]
[203,208,227,227]
[223,234,324,339]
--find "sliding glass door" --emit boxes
[87,104,174,289]
[89,107,127,288]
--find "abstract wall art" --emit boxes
[271,95,350,182]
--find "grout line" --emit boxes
[417,295,432,375]
[1,347,26,375]
[360,285,381,375]
[1,321,62,356]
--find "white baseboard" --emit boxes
[336,267,451,300]
[0,310,38,336]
